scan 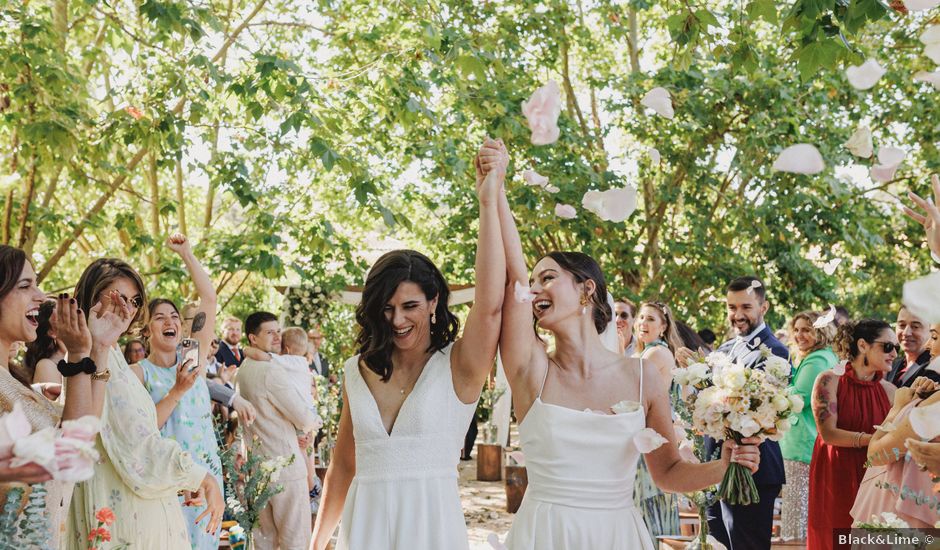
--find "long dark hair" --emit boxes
[834,319,891,360]
[543,251,612,334]
[356,250,458,381]
[23,300,57,373]
[0,245,28,308]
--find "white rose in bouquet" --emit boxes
[771,393,791,412]
[787,392,804,414]
[718,365,747,390]
[729,412,760,438]
[763,353,791,384]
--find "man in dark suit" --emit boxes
[678,275,788,550]
[887,305,940,387]
[307,325,334,383]
[215,316,245,368]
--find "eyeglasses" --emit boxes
[617,312,631,320]
[873,341,901,354]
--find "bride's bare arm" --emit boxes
[451,141,507,403]
[641,361,760,493]
[311,387,356,550]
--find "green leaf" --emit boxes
[747,0,779,23]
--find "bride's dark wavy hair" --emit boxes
[356,250,459,381]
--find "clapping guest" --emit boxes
[851,377,940,528]
[807,320,897,550]
[886,306,939,387]
[779,311,838,542]
[66,257,223,549]
[23,300,65,384]
[130,235,225,550]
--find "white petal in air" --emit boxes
[843,126,873,158]
[909,400,940,440]
[487,533,508,550]
[545,184,560,193]
[773,144,825,175]
[513,281,536,304]
[906,0,940,10]
[523,169,549,187]
[870,147,907,183]
[555,203,577,219]
[746,280,763,295]
[903,271,940,324]
[640,87,674,119]
[634,428,668,453]
[919,25,940,46]
[581,187,638,223]
[521,81,562,145]
[822,258,842,275]
[832,362,847,376]
[814,305,837,328]
[507,450,526,466]
[845,59,886,91]
[649,147,662,164]
[915,71,940,91]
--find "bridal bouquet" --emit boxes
[672,348,803,505]
[0,402,101,482]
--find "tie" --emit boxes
[234,347,241,362]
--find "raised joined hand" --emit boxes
[903,174,940,260]
[475,137,508,200]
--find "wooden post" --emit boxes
[504,464,528,513]
[476,443,503,481]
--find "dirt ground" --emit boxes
[458,456,515,549]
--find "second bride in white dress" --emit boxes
[477,139,763,549]
[310,140,507,550]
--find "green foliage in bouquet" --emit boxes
[220,429,295,546]
[673,387,723,549]
[0,484,52,549]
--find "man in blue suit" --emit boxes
[678,275,789,550]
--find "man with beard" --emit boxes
[886,305,940,387]
[216,316,245,368]
[677,275,788,550]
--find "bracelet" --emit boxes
[854,431,864,448]
[57,357,97,377]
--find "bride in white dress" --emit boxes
[477,140,762,549]
[310,141,507,550]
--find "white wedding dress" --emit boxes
[505,359,655,550]
[336,343,477,550]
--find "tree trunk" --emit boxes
[628,8,640,73]
[52,0,68,50]
[148,153,160,268]
[175,158,187,235]
[16,155,38,248]
[2,188,13,245]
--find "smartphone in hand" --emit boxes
[178,338,201,372]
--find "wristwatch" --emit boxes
[91,369,111,382]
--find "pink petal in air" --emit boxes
[772,144,825,175]
[869,147,906,183]
[521,81,562,145]
[635,427,668,453]
[845,59,886,90]
[555,203,577,219]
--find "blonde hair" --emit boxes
[789,310,836,354]
[635,301,683,354]
[281,326,309,356]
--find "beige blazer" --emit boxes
[235,358,320,481]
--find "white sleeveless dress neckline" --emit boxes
[505,358,655,550]
[336,343,477,550]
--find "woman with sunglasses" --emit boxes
[807,319,897,550]
[65,257,223,549]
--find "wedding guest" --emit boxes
[852,377,940,528]
[886,306,939,387]
[311,139,505,550]
[806,319,897,550]
[215,316,244,368]
[122,338,147,365]
[615,298,637,356]
[779,310,838,542]
[307,324,333,381]
[697,327,716,349]
[0,245,109,546]
[206,337,221,376]
[676,276,789,550]
[66,257,223,549]
[676,320,710,353]
[632,301,682,544]
[131,235,224,550]
[23,300,64,384]
[834,306,850,327]
[236,312,320,550]
[489,140,760,549]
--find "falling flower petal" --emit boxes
[507,451,526,466]
[870,146,907,183]
[640,87,674,119]
[843,126,873,158]
[906,0,940,9]
[514,281,536,304]
[521,81,562,145]
[832,362,847,376]
[822,258,842,275]
[487,533,508,550]
[845,59,887,90]
[612,400,642,414]
[581,187,637,223]
[635,428,668,453]
[649,147,661,164]
[814,305,837,328]
[873,421,898,433]
[773,144,825,175]
[746,280,762,295]
[545,184,560,193]
[523,169,549,187]
[903,271,940,324]
[910,400,940,440]
[927,44,940,65]
[915,70,940,91]
[555,203,577,219]
[920,25,940,46]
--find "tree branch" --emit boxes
[16,155,38,248]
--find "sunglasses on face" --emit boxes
[211,339,219,346]
[617,312,631,320]
[873,341,901,354]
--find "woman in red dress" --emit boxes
[807,319,898,549]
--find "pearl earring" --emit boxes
[431,312,437,324]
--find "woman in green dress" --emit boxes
[632,301,684,545]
